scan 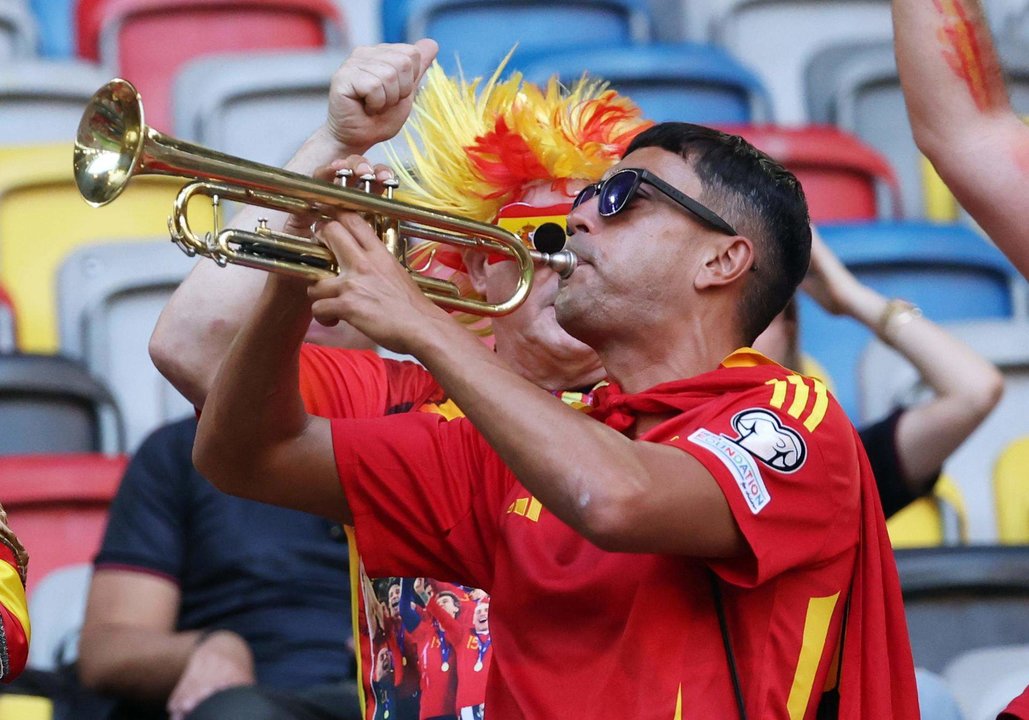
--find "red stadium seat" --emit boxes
[0,453,128,594]
[75,0,346,131]
[720,124,902,222]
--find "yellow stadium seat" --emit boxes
[0,142,214,353]
[0,693,52,719]
[994,437,1029,544]
[887,474,968,548]
[921,156,959,222]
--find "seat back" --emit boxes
[0,354,125,454]
[802,222,1015,420]
[0,0,37,58]
[723,124,901,221]
[173,49,348,167]
[711,0,893,124]
[0,454,127,595]
[0,60,112,144]
[28,0,74,56]
[0,142,213,353]
[26,563,93,670]
[58,240,195,451]
[76,0,346,131]
[861,319,1029,541]
[896,545,1029,673]
[511,42,773,124]
[383,0,652,77]
[993,436,1029,544]
[886,475,969,548]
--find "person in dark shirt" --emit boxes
[77,417,361,720]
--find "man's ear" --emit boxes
[462,249,490,296]
[695,236,755,290]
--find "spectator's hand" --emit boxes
[308,210,448,354]
[0,502,28,580]
[326,39,439,153]
[283,155,399,241]
[166,630,255,720]
[800,227,867,317]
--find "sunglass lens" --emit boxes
[598,171,638,217]
[572,183,599,211]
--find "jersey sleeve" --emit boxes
[94,419,194,580]
[666,377,861,588]
[332,413,513,592]
[299,345,443,418]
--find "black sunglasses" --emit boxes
[571,168,738,236]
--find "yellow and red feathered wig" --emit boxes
[387,55,654,222]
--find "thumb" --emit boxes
[413,38,439,79]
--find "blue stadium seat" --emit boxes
[28,0,73,56]
[382,0,652,78]
[799,221,1018,419]
[510,42,773,124]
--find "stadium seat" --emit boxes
[805,38,1029,222]
[0,142,214,353]
[172,49,348,167]
[0,453,128,594]
[0,60,112,144]
[895,545,1029,673]
[58,240,195,451]
[0,0,37,58]
[943,645,1029,720]
[0,353,125,454]
[0,283,15,352]
[382,0,652,78]
[994,436,1029,544]
[27,563,93,670]
[721,124,902,221]
[861,319,1029,542]
[76,0,347,132]
[709,0,894,124]
[510,42,774,124]
[887,475,969,548]
[802,222,1016,420]
[28,0,73,56]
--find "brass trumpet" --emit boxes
[73,79,577,317]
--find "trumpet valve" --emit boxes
[383,176,399,200]
[334,168,353,187]
[257,217,270,234]
[359,173,375,193]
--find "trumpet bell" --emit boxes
[74,78,146,207]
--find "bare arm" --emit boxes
[803,230,1003,489]
[893,0,1029,276]
[78,569,253,718]
[150,40,439,407]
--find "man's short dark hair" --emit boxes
[625,123,811,343]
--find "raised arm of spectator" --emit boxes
[802,228,1003,494]
[150,40,438,407]
[893,0,1029,276]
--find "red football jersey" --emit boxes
[332,350,918,719]
[0,541,28,683]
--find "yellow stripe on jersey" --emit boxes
[786,592,840,720]
[344,525,367,715]
[526,497,543,522]
[786,375,810,418]
[673,683,683,719]
[0,557,29,644]
[804,380,829,432]
[766,376,829,433]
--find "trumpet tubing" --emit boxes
[74,79,577,317]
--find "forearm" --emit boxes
[893,0,1010,150]
[151,125,353,407]
[78,624,201,700]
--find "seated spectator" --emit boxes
[0,502,29,682]
[76,415,362,720]
[753,228,1003,517]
